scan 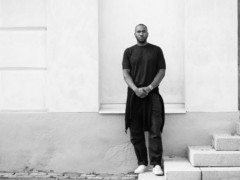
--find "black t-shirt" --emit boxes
[122,43,166,87]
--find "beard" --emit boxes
[135,36,148,44]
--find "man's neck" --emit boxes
[137,42,148,46]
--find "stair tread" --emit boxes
[164,156,200,171]
[189,145,240,153]
[212,133,240,138]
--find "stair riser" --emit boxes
[236,122,240,135]
[212,135,240,151]
[166,173,201,180]
[164,157,201,180]
[201,167,240,180]
[188,146,240,167]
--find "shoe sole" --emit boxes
[134,170,147,174]
[154,173,164,176]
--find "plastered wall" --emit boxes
[99,0,185,104]
[0,0,238,174]
[47,0,98,112]
[0,0,237,112]
[185,0,238,112]
[0,112,237,173]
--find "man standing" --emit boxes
[122,24,166,176]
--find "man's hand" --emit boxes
[142,86,152,94]
[134,88,148,98]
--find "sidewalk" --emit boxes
[0,171,138,180]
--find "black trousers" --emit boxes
[130,93,163,166]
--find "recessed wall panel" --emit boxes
[185,0,238,111]
[0,0,46,27]
[0,71,46,110]
[0,30,46,67]
[99,0,185,104]
[47,0,98,112]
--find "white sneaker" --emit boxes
[152,165,163,176]
[134,165,147,174]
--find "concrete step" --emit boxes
[212,133,240,151]
[163,156,201,180]
[200,167,240,180]
[138,170,165,180]
[188,146,240,167]
[235,121,240,135]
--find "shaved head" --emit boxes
[135,24,148,32]
[134,24,148,45]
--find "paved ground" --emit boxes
[0,171,138,180]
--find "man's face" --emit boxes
[134,25,148,43]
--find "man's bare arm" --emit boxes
[150,69,165,88]
[143,69,166,93]
[122,69,137,91]
[122,69,148,98]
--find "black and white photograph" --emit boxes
[0,0,238,180]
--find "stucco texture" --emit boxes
[0,112,237,174]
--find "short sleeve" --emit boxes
[158,48,166,69]
[122,48,131,69]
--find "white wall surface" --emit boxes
[0,0,237,112]
[46,0,98,112]
[0,0,238,175]
[185,0,238,112]
[0,112,237,173]
[0,0,47,112]
[99,0,185,104]
[0,30,46,67]
[0,71,46,110]
[0,0,46,27]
